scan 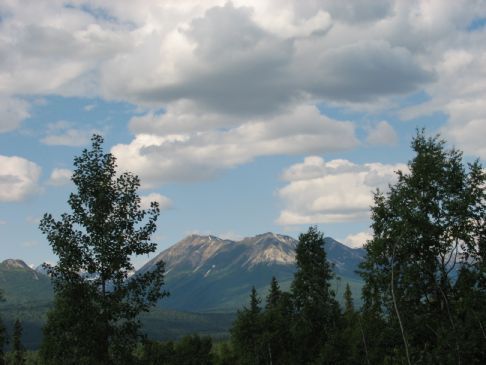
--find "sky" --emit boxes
[0,0,485,268]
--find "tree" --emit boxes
[39,135,167,365]
[290,226,340,364]
[12,319,25,365]
[262,277,293,365]
[360,130,486,363]
[265,276,281,310]
[0,290,6,365]
[230,287,265,365]
[173,335,213,365]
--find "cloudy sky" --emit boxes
[1,0,485,267]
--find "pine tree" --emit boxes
[265,276,281,310]
[263,278,292,365]
[230,287,265,365]
[360,130,486,363]
[39,135,168,365]
[12,319,25,365]
[290,226,340,363]
[337,284,367,365]
[0,322,5,365]
[343,283,354,315]
[0,290,6,365]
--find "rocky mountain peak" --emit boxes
[1,259,31,270]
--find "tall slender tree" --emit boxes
[12,319,25,365]
[39,135,167,365]
[262,277,292,365]
[0,290,6,365]
[290,226,340,363]
[231,287,265,365]
[360,130,486,363]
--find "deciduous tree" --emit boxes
[39,135,167,364]
[360,130,486,363]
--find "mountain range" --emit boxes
[138,232,365,311]
[0,232,366,347]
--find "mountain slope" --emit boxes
[138,233,365,312]
[0,259,53,304]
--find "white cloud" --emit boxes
[344,231,372,248]
[217,231,244,241]
[0,220,6,225]
[0,0,483,163]
[0,97,30,133]
[399,26,486,158]
[276,156,407,225]
[48,168,72,186]
[113,104,358,187]
[366,121,398,146]
[140,193,172,211]
[41,121,95,146]
[0,1,437,115]
[0,155,41,202]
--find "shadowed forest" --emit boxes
[1,130,485,364]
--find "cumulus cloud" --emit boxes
[0,1,437,118]
[48,168,72,186]
[140,193,172,211]
[0,0,483,163]
[0,155,41,202]
[0,97,30,133]
[397,15,486,158]
[276,156,407,225]
[113,104,358,187]
[41,121,96,146]
[366,121,398,146]
[344,231,373,248]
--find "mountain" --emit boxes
[0,259,53,304]
[138,233,365,312]
[35,262,51,276]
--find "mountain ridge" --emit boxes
[137,232,365,312]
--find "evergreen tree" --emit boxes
[360,130,486,363]
[173,335,213,365]
[290,226,340,364]
[262,277,292,365]
[12,319,25,365]
[230,287,265,365]
[343,283,354,315]
[337,284,366,365]
[265,276,281,310]
[0,290,6,365]
[0,321,5,365]
[39,135,167,365]
[138,340,175,365]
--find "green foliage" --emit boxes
[38,135,167,365]
[0,317,6,365]
[137,335,213,365]
[12,319,25,365]
[230,227,341,364]
[262,284,293,365]
[230,287,266,364]
[212,341,238,365]
[360,130,486,363]
[290,226,340,364]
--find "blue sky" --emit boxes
[0,1,485,268]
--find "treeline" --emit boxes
[215,132,486,364]
[1,131,485,364]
